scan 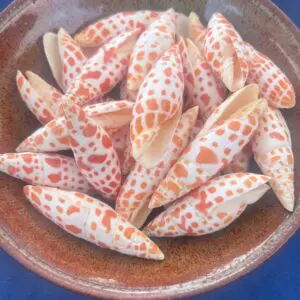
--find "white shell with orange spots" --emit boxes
[149,98,267,208]
[204,13,249,92]
[74,11,160,47]
[126,10,175,100]
[246,43,296,109]
[144,173,270,237]
[57,28,88,91]
[252,107,291,155]
[116,106,198,227]
[183,39,226,120]
[23,186,164,260]
[130,44,184,167]
[0,153,93,193]
[16,71,55,124]
[17,100,134,153]
[63,103,121,200]
[252,106,294,211]
[63,29,141,108]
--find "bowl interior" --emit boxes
[0,0,299,298]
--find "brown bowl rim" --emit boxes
[0,0,300,299]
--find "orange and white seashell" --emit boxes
[252,105,294,211]
[130,44,184,168]
[63,103,122,200]
[61,29,141,109]
[24,185,164,260]
[17,100,134,153]
[203,13,249,92]
[245,42,295,109]
[126,10,176,101]
[144,173,270,237]
[0,152,93,193]
[180,38,226,120]
[74,10,160,47]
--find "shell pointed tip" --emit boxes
[148,242,165,261]
[189,105,199,115]
[275,181,295,212]
[285,202,294,212]
[166,8,175,13]
[43,32,54,42]
[25,70,33,77]
[156,251,165,261]
[148,201,156,209]
[16,140,30,152]
[15,145,22,152]
[58,27,65,34]
[149,191,168,209]
[148,198,162,209]
[189,11,199,20]
[281,194,294,212]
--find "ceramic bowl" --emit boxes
[0,0,299,298]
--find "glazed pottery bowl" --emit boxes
[0,0,299,298]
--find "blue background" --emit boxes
[0,0,299,299]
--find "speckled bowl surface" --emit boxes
[0,0,299,299]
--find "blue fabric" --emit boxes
[0,0,299,299]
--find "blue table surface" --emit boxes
[0,0,299,299]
